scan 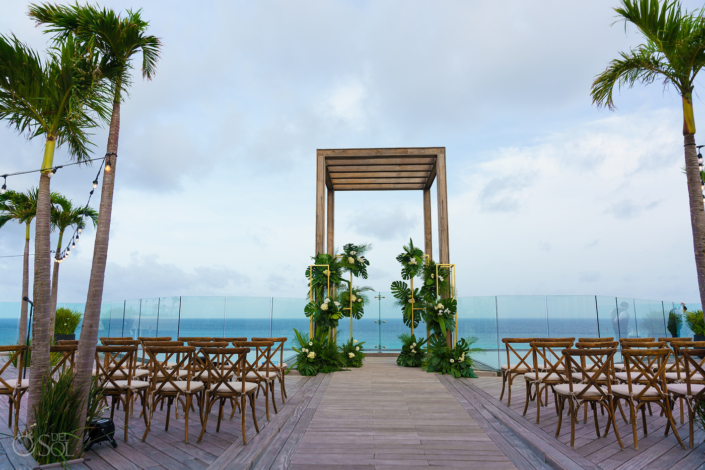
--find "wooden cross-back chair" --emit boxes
[197,346,262,444]
[188,341,229,383]
[578,337,614,343]
[662,340,705,424]
[49,344,77,376]
[216,337,247,342]
[178,337,213,343]
[99,340,149,383]
[137,336,172,368]
[614,338,655,371]
[142,345,204,444]
[233,340,278,421]
[252,337,288,402]
[522,340,573,423]
[614,348,684,450]
[669,347,705,448]
[534,338,575,372]
[94,345,149,442]
[56,339,79,346]
[573,341,622,423]
[0,346,27,437]
[554,347,624,450]
[141,341,185,376]
[663,338,696,373]
[500,338,537,406]
[616,341,667,383]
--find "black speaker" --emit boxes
[84,418,117,451]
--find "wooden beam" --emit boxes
[326,157,436,166]
[436,150,449,264]
[325,165,333,191]
[318,147,444,157]
[327,164,434,173]
[332,178,427,185]
[335,183,426,191]
[425,161,437,189]
[423,188,433,260]
[328,171,430,179]
[315,153,325,255]
[326,189,334,256]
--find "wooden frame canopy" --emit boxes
[315,147,449,264]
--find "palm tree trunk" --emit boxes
[74,94,120,444]
[682,92,705,310]
[19,223,30,345]
[25,137,56,428]
[49,230,64,335]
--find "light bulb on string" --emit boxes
[92,180,98,189]
[1,176,6,194]
[105,156,111,173]
[72,241,76,249]
[78,227,82,234]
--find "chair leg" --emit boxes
[165,397,172,431]
[184,395,191,444]
[522,381,531,416]
[270,380,278,414]
[7,396,12,429]
[663,396,686,449]
[198,397,215,443]
[641,405,648,436]
[584,400,589,424]
[500,371,507,401]
[249,393,260,433]
[629,401,638,450]
[241,395,247,445]
[124,394,130,442]
[555,396,564,437]
[591,402,600,438]
[536,384,542,424]
[616,399,628,423]
[264,382,270,421]
[681,397,685,424]
[142,395,153,442]
[13,394,20,439]
[608,399,625,450]
[280,373,287,401]
[569,398,576,448]
[217,398,224,433]
[507,373,514,406]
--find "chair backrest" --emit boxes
[189,341,228,378]
[620,338,655,345]
[622,348,671,400]
[233,341,274,378]
[216,337,247,343]
[145,345,196,392]
[536,337,575,342]
[501,338,537,372]
[659,337,692,343]
[101,338,140,346]
[679,348,705,398]
[574,342,618,374]
[0,346,25,392]
[671,342,705,382]
[49,344,77,375]
[563,348,617,399]
[251,337,287,367]
[579,337,614,342]
[529,340,573,379]
[94,346,137,393]
[201,347,252,394]
[141,341,184,369]
[56,340,79,346]
[178,337,213,342]
[138,337,172,365]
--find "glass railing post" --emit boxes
[270,297,273,337]
[177,296,182,338]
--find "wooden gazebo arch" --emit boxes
[315,147,449,263]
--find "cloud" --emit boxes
[579,271,601,283]
[347,206,419,241]
[604,199,662,219]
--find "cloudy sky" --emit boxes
[1,0,704,305]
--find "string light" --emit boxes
[0,155,108,194]
[1,176,6,195]
[698,145,705,205]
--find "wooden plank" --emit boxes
[331,178,427,185]
[325,157,436,166]
[326,190,334,256]
[0,437,36,470]
[315,153,325,255]
[334,184,425,191]
[318,148,443,157]
[425,162,437,189]
[326,165,433,173]
[436,150,449,264]
[423,188,433,259]
[328,172,430,179]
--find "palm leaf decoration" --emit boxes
[338,285,373,320]
[396,238,424,280]
[339,243,372,279]
[391,281,421,328]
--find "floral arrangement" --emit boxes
[419,259,451,300]
[54,307,82,335]
[292,329,344,376]
[305,253,345,305]
[423,297,457,340]
[396,239,424,280]
[391,281,423,329]
[339,286,373,320]
[339,243,371,279]
[304,297,343,333]
[396,333,427,367]
[340,338,365,368]
[425,336,483,378]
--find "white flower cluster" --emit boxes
[308,352,316,359]
[348,352,355,358]
[351,294,357,302]
[334,301,341,307]
[434,303,450,316]
[410,342,417,354]
[450,359,455,363]
[458,352,466,363]
[355,346,360,351]
[353,339,358,344]
[309,342,313,346]
[408,297,415,304]
[302,348,309,353]
[323,269,331,276]
[408,258,417,265]
[439,275,444,281]
[350,250,357,255]
[321,303,329,311]
[348,257,355,264]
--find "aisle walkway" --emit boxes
[287,357,516,470]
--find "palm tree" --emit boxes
[0,189,39,346]
[0,34,109,427]
[592,0,705,309]
[49,195,98,332]
[29,3,161,432]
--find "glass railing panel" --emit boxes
[97,301,111,340]
[137,298,159,338]
[108,301,125,338]
[682,302,703,339]
[546,295,599,341]
[616,297,639,339]
[496,296,547,368]
[271,297,308,359]
[458,296,498,370]
[225,296,271,340]
[596,296,621,340]
[157,297,181,340]
[0,302,19,345]
[379,291,408,351]
[348,291,382,352]
[62,302,85,339]
[123,299,141,339]
[180,296,225,339]
[634,298,666,339]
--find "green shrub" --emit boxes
[667,309,683,337]
[685,310,705,336]
[54,308,82,335]
[396,333,427,367]
[424,336,483,378]
[340,338,365,368]
[292,329,344,376]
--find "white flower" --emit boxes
[409,258,417,265]
[439,276,444,281]
[351,294,357,302]
[450,359,455,363]
[445,308,450,314]
[309,342,313,346]
[436,303,444,310]
[325,298,331,303]
[321,303,329,311]
[302,348,308,353]
[438,312,443,316]
[348,352,355,358]
[459,357,464,362]
[357,257,362,262]
[323,269,331,276]
[409,298,415,304]
[353,339,358,344]
[350,250,357,255]
[412,343,416,347]
[411,349,416,354]
[348,257,355,264]
[431,274,435,279]
[308,352,316,359]
[357,299,362,302]
[355,346,360,351]
[334,301,341,307]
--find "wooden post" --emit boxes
[436,151,450,264]
[315,152,326,255]
[423,188,433,259]
[327,189,335,255]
